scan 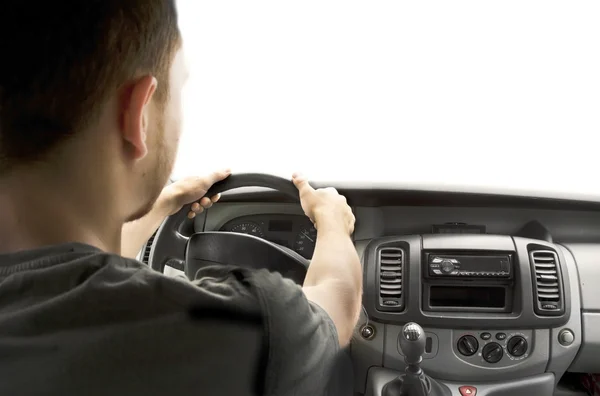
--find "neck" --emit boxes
[0,162,124,255]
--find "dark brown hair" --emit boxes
[0,0,181,171]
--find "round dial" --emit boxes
[507,336,528,357]
[230,222,265,238]
[441,260,455,273]
[482,342,503,363]
[457,335,479,356]
[294,226,317,258]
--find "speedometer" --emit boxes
[230,222,266,238]
[294,226,317,258]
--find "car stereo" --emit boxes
[423,252,515,313]
[427,253,512,278]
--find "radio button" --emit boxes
[441,260,455,273]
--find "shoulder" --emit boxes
[244,269,339,344]
[238,269,342,395]
[82,256,343,394]
[70,252,263,317]
[111,260,345,395]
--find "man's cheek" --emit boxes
[175,99,184,136]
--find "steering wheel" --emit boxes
[149,173,309,284]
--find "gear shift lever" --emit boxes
[382,322,451,396]
[400,323,426,367]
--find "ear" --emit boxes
[121,75,158,160]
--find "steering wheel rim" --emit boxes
[205,173,300,201]
[149,173,306,279]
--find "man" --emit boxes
[0,1,362,395]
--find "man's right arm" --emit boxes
[292,175,363,347]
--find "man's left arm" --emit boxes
[121,170,230,258]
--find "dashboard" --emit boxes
[147,187,600,396]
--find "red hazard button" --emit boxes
[459,386,477,396]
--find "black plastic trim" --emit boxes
[529,248,566,316]
[422,284,513,313]
[141,230,157,264]
[219,187,600,211]
[364,238,414,317]
[423,234,515,251]
[517,220,553,243]
[376,247,405,312]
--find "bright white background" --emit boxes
[174,1,600,198]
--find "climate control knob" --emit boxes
[507,336,528,357]
[482,342,503,363]
[457,335,479,356]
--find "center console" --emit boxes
[354,234,581,396]
[365,234,570,328]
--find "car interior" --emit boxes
[139,173,600,396]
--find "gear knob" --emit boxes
[400,322,426,365]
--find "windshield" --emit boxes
[174,1,600,197]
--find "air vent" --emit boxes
[141,231,158,264]
[530,250,564,316]
[377,247,404,311]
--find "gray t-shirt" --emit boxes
[0,243,347,396]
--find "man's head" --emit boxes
[0,0,185,222]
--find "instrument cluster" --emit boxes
[219,214,317,259]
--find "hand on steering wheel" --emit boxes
[159,169,232,218]
[292,173,355,236]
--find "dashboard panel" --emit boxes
[161,190,600,396]
[219,214,316,259]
